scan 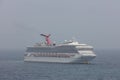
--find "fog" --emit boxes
[0,0,120,50]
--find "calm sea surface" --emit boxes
[0,50,120,80]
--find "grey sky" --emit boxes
[0,0,120,50]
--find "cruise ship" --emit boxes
[24,34,96,63]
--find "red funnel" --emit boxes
[40,34,51,45]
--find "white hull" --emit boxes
[25,40,96,64]
[24,54,96,63]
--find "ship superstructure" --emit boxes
[24,34,96,63]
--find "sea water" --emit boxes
[0,50,120,80]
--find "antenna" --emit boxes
[72,37,77,42]
[40,34,51,45]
